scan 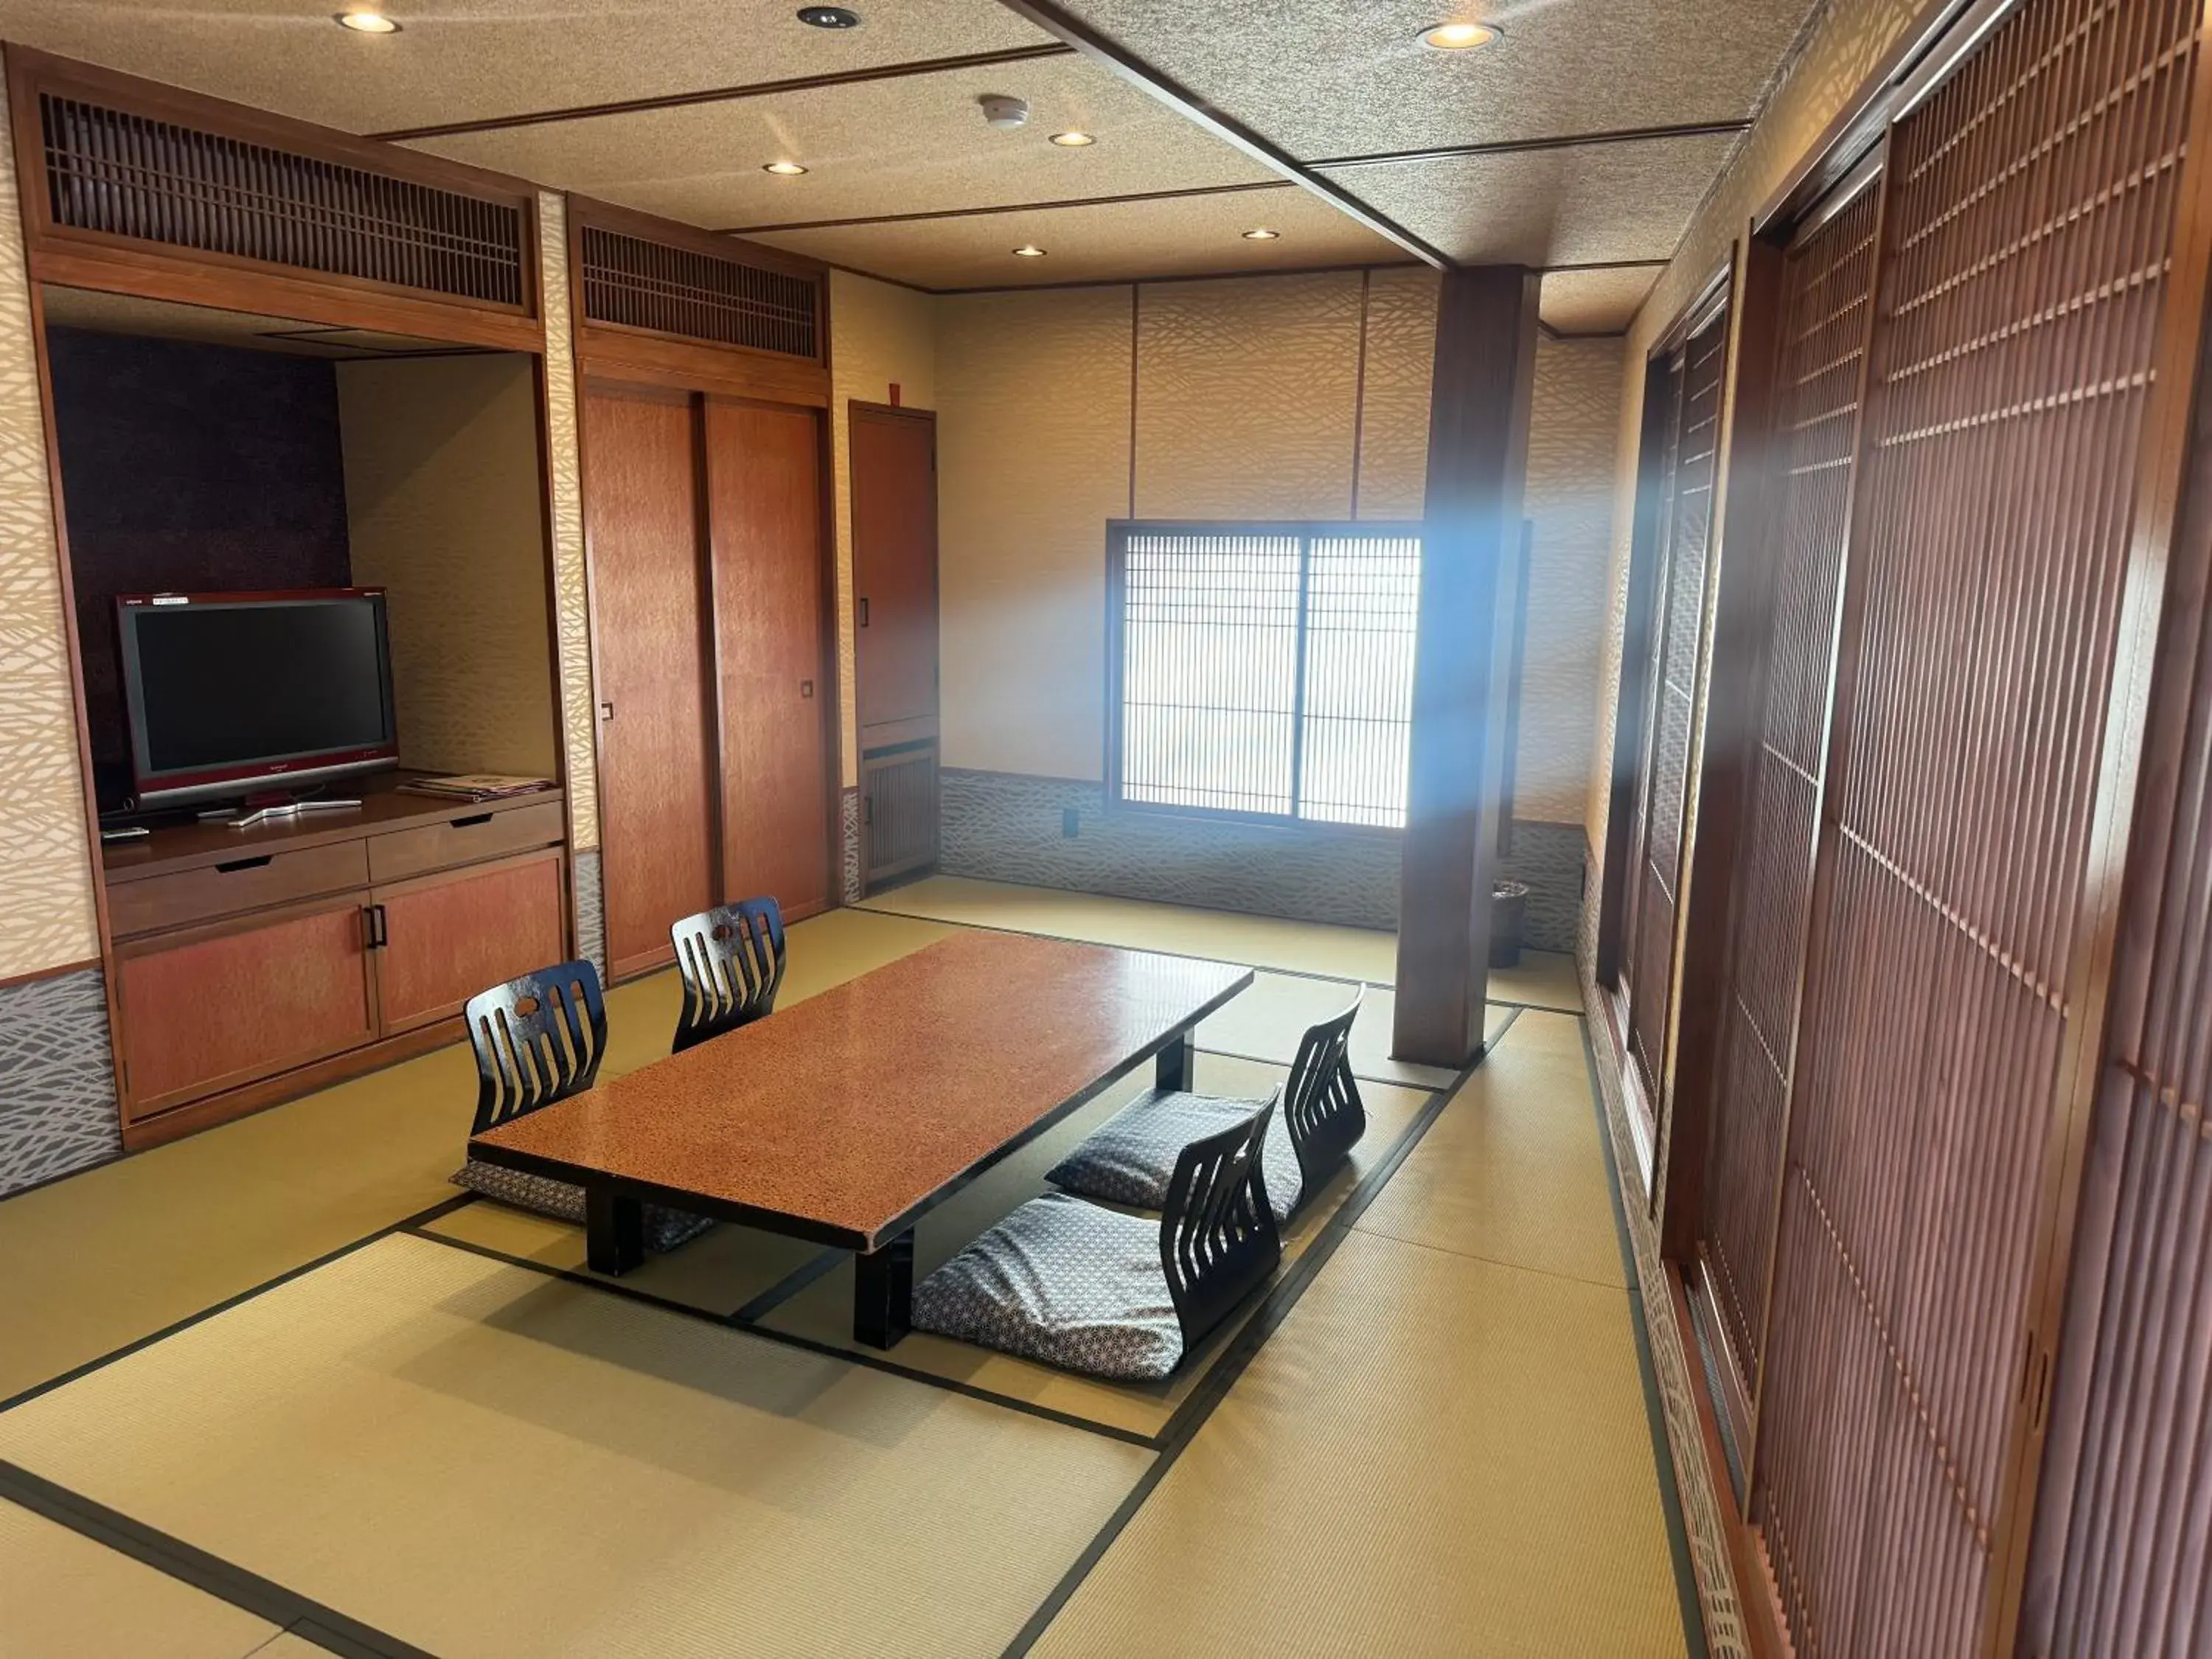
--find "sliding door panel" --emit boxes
[583,382,717,979]
[704,397,832,922]
[1696,181,1882,1439]
[1621,306,1729,1156]
[1751,1,2202,1650]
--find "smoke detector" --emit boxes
[979,94,1030,131]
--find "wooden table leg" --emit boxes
[854,1228,915,1349]
[1156,1029,1197,1091]
[585,1186,644,1276]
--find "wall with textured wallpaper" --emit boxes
[338,354,560,781]
[931,268,1618,942]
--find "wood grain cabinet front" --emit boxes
[368,848,567,1034]
[115,897,378,1122]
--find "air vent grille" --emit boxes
[579,226,818,360]
[40,94,527,307]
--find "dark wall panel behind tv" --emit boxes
[46,327,351,778]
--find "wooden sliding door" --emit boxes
[582,381,716,979]
[1646,1,2212,1650]
[1613,292,1730,1172]
[1688,172,1882,1478]
[704,397,832,920]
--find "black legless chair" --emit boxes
[911,1103,1282,1381]
[669,897,787,1054]
[464,960,606,1135]
[1045,989,1366,1223]
[451,959,710,1253]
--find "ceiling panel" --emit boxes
[0,0,1050,135]
[750,187,1404,291]
[1045,0,1815,158]
[1540,266,1662,335]
[413,52,1273,229]
[1335,130,1744,267]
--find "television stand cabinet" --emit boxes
[102,773,570,1150]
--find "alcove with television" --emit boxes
[43,287,573,1145]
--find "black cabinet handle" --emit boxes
[215,855,274,873]
[362,903,389,950]
[858,597,870,627]
[451,813,493,828]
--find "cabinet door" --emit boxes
[372,849,566,1034]
[704,397,833,920]
[585,380,717,978]
[850,404,939,734]
[116,897,377,1121]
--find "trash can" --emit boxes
[1489,880,1529,969]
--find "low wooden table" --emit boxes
[469,930,1252,1347]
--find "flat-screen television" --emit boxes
[115,588,399,808]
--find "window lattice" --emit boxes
[1114,525,1419,827]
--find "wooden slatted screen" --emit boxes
[1750,1,2201,1651]
[2026,425,2212,1656]
[578,225,820,361]
[38,94,526,307]
[862,743,939,888]
[1695,181,1882,1447]
[1621,305,1729,1150]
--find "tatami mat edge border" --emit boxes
[1000,1006,1523,1657]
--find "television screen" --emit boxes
[117,591,397,804]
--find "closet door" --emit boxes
[583,381,717,978]
[850,404,939,736]
[703,397,832,920]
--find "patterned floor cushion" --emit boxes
[1046,1088,1304,1222]
[450,1158,713,1253]
[912,1192,1184,1380]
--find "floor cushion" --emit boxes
[912,1192,1184,1380]
[1046,1088,1304,1222]
[450,1158,713,1254]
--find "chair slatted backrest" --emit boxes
[465,960,607,1135]
[1159,1095,1283,1352]
[1281,989,1366,1202]
[670,897,787,1054]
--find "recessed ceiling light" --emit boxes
[763,161,809,176]
[1421,20,1498,49]
[334,9,400,32]
[1012,245,1048,257]
[1049,131,1096,147]
[1242,228,1281,240]
[798,5,861,27]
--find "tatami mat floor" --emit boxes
[0,876,1686,1658]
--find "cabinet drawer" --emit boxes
[366,799,564,884]
[108,840,370,939]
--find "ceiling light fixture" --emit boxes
[1012,245,1048,257]
[762,161,809,176]
[335,9,400,32]
[1420,20,1498,49]
[797,5,862,27]
[1049,131,1096,147]
[1241,228,1281,240]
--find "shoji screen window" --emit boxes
[1106,523,1422,828]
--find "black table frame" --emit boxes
[470,979,1243,1349]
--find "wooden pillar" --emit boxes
[1392,265,1541,1068]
